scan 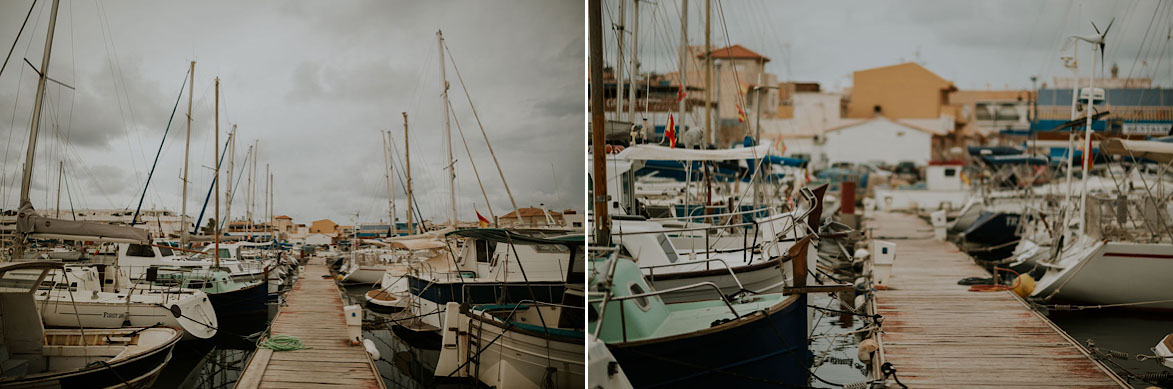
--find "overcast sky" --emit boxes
[602,0,1173,91]
[0,1,583,226]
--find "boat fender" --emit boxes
[858,337,878,362]
[363,339,380,360]
[170,304,182,318]
[1012,274,1034,298]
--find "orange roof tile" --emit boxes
[697,44,770,62]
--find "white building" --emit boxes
[820,117,939,165]
[303,233,332,246]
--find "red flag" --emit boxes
[737,104,747,123]
[665,115,677,148]
[677,87,686,102]
[476,209,490,228]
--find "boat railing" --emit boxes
[1086,193,1173,242]
[639,257,746,292]
[590,280,740,342]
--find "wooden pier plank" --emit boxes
[869,212,1127,388]
[235,258,385,389]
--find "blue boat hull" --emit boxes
[607,295,809,388]
[207,280,269,316]
[406,276,566,306]
[960,211,1021,262]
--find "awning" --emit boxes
[1101,138,1173,164]
[617,143,774,161]
[445,228,585,246]
[389,239,447,250]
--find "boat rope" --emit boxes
[259,334,311,351]
[967,267,1020,292]
[1045,298,1173,310]
[93,360,134,388]
[807,305,882,321]
[1085,339,1165,363]
[130,68,189,226]
[879,362,908,389]
[0,0,36,80]
[1085,339,1173,387]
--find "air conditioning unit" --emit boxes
[813,134,826,145]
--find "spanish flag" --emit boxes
[737,104,746,123]
[476,209,490,228]
[666,114,677,148]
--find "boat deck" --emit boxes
[236,257,385,389]
[868,211,1127,388]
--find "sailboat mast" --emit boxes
[16,0,60,257]
[1078,46,1097,237]
[403,112,414,234]
[677,0,688,140]
[616,0,626,123]
[225,125,235,227]
[438,30,456,226]
[704,0,711,146]
[181,60,194,247]
[214,77,221,268]
[383,131,395,236]
[265,163,270,240]
[590,0,610,245]
[55,161,62,218]
[628,0,639,123]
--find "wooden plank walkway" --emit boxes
[236,258,385,389]
[868,212,1127,388]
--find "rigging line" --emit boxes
[446,99,495,221]
[1125,0,1165,82]
[91,0,142,194]
[131,68,189,226]
[442,41,522,222]
[0,0,38,81]
[385,130,427,230]
[1,0,46,210]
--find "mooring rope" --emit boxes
[259,334,311,351]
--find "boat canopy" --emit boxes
[446,228,585,246]
[17,201,149,244]
[617,143,773,161]
[980,155,1049,166]
[967,146,1023,156]
[389,239,447,250]
[1101,138,1173,164]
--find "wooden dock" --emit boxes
[867,212,1127,388]
[236,258,385,389]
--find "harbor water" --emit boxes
[1051,310,1173,388]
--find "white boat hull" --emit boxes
[1033,239,1173,310]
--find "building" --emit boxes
[949,89,1033,138]
[821,117,939,165]
[846,62,957,123]
[273,215,295,235]
[498,206,564,228]
[309,219,339,235]
[304,233,332,246]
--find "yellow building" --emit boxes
[847,62,956,119]
[309,219,338,235]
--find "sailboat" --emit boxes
[0,261,183,388]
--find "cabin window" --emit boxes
[628,282,651,311]
[218,249,232,259]
[657,234,678,263]
[189,280,206,290]
[534,244,569,254]
[475,240,496,263]
[127,244,156,257]
[157,246,174,257]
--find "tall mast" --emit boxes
[677,0,688,141]
[1078,46,1097,237]
[55,161,62,218]
[703,0,711,146]
[383,131,395,236]
[590,0,610,246]
[265,163,270,240]
[181,60,194,246]
[214,77,221,268]
[616,0,626,123]
[16,0,60,258]
[269,169,274,241]
[628,0,639,123]
[225,124,235,228]
[403,113,414,234]
[438,30,456,226]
